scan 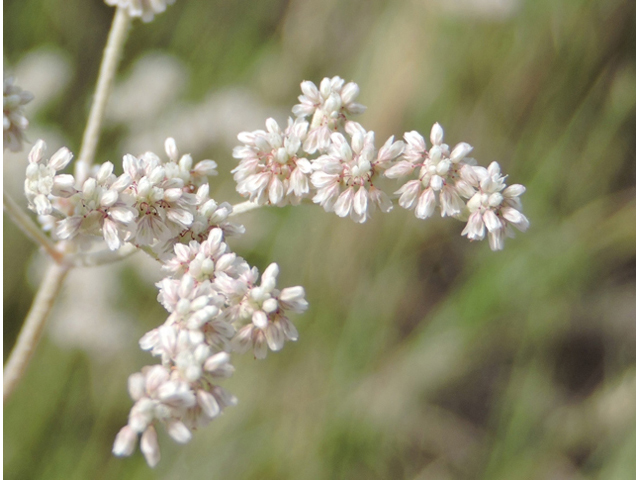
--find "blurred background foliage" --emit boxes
[3,0,635,479]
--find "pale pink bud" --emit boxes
[140,426,161,468]
[112,426,137,457]
[430,123,444,146]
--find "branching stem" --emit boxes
[3,192,64,263]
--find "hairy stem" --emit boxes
[3,192,64,263]
[3,262,70,402]
[74,7,131,184]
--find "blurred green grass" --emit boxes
[4,0,635,479]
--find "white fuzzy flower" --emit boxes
[54,162,137,250]
[229,263,307,358]
[163,137,218,188]
[104,0,176,23]
[3,74,33,152]
[292,77,366,154]
[24,140,74,216]
[119,151,197,246]
[232,117,312,206]
[113,365,196,465]
[460,162,529,250]
[386,123,475,219]
[311,121,403,223]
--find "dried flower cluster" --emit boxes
[3,74,33,152]
[18,74,528,467]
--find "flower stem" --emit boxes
[3,192,64,263]
[3,262,70,403]
[65,243,138,267]
[229,200,263,217]
[74,7,131,184]
[229,198,317,217]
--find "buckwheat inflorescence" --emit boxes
[233,77,530,248]
[21,76,528,468]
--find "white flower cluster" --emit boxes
[104,0,176,22]
[385,123,529,250]
[19,74,528,468]
[233,77,529,249]
[232,117,312,206]
[234,77,402,223]
[459,162,529,251]
[113,227,308,466]
[25,138,239,255]
[22,132,308,467]
[3,74,34,152]
[293,76,366,154]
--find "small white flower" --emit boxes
[310,122,402,223]
[386,123,475,219]
[460,162,529,250]
[24,140,74,216]
[52,161,137,250]
[229,262,307,358]
[232,117,311,206]
[112,425,138,457]
[140,426,161,467]
[163,137,218,187]
[293,77,366,154]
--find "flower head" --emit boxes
[24,140,74,216]
[386,123,476,219]
[232,118,312,206]
[460,162,529,250]
[293,77,366,154]
[311,121,402,223]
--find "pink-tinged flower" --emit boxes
[293,77,366,154]
[24,140,74,216]
[460,162,529,250]
[386,123,476,219]
[54,163,137,250]
[311,121,403,223]
[229,262,307,359]
[232,117,312,206]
